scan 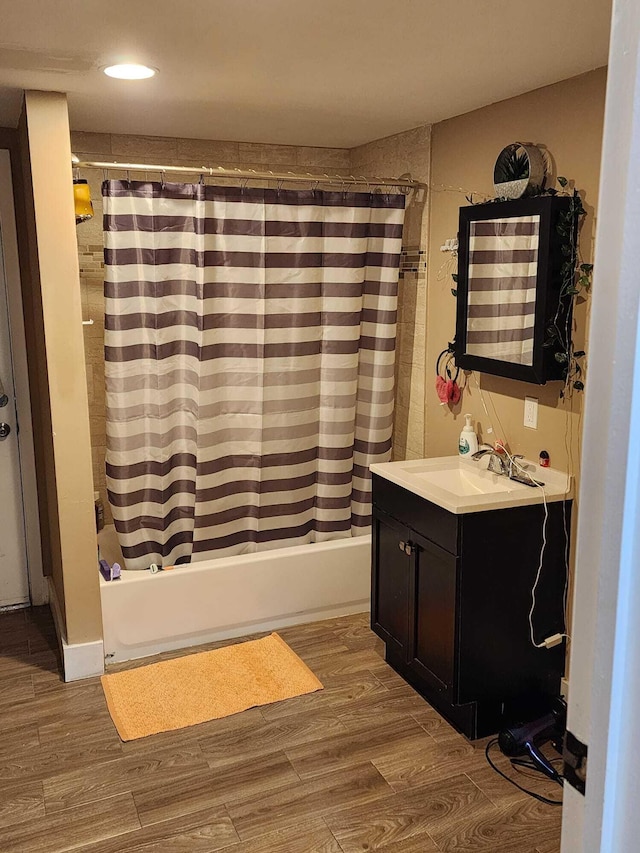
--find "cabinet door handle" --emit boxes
[399,540,414,556]
[398,540,406,552]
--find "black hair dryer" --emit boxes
[498,700,566,782]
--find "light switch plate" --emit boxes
[524,396,538,429]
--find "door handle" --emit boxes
[0,423,11,440]
[398,540,414,556]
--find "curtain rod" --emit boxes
[73,159,426,190]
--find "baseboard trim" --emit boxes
[48,578,105,681]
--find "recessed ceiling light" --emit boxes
[103,63,157,80]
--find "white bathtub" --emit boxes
[100,534,372,663]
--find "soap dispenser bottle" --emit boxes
[459,413,478,457]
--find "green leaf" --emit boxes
[451,288,457,297]
[554,352,568,363]
[580,263,593,273]
[558,176,568,187]
[573,350,586,358]
[451,273,458,283]
[573,380,585,391]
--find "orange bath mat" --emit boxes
[101,633,323,741]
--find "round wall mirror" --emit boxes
[493,143,545,199]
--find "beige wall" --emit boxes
[351,126,431,461]
[18,92,102,645]
[425,69,606,479]
[71,132,352,522]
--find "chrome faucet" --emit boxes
[471,446,508,475]
[471,447,537,485]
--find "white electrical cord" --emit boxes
[506,447,571,649]
[470,374,571,649]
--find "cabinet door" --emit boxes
[408,536,458,693]
[371,510,411,658]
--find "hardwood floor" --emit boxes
[0,606,562,852]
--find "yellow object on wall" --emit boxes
[73,178,94,223]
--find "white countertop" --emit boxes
[370,455,573,515]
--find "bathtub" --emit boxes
[99,532,372,663]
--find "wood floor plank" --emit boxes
[198,708,347,770]
[69,806,238,853]
[286,717,432,780]
[0,791,141,853]
[373,732,486,791]
[0,641,31,670]
[466,761,563,808]
[43,742,210,812]
[427,788,563,852]
[336,691,430,733]
[0,780,45,830]
[121,706,266,755]
[226,761,393,841]
[305,648,392,684]
[324,772,493,853]
[331,620,384,651]
[0,720,40,761]
[261,669,388,721]
[0,607,27,637]
[410,705,472,743]
[0,733,123,787]
[0,680,106,731]
[134,749,300,827]
[534,835,563,853]
[220,819,342,853]
[373,834,440,852]
[0,672,35,709]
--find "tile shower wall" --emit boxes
[350,125,431,461]
[73,132,353,521]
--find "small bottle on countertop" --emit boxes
[459,413,479,457]
[539,450,550,468]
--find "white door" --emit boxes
[0,227,29,608]
[561,0,640,849]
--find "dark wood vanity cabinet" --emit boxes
[371,474,569,739]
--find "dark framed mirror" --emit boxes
[454,195,574,385]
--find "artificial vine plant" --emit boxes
[541,176,593,397]
[450,174,593,397]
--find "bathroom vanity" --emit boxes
[370,456,572,739]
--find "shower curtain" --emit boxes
[103,181,405,570]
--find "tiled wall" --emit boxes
[73,132,355,518]
[351,125,431,461]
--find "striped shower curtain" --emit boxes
[103,181,405,570]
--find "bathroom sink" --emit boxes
[412,465,520,496]
[370,455,572,514]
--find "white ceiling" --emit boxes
[0,0,612,148]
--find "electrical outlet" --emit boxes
[524,396,538,429]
